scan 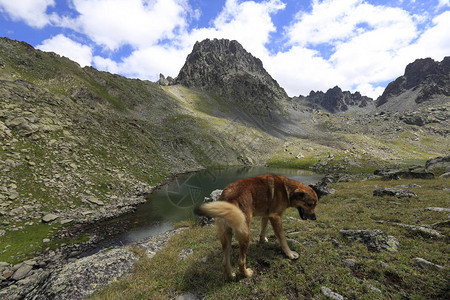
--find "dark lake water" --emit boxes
[116,166,322,244]
[85,166,322,253]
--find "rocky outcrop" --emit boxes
[297,86,374,113]
[157,73,174,86]
[377,57,450,107]
[425,155,450,174]
[176,38,289,115]
[374,166,434,180]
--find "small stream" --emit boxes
[83,166,322,254]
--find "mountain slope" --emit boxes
[376,56,450,111]
[176,38,289,116]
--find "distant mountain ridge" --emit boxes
[295,86,374,113]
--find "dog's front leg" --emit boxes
[269,216,299,260]
[259,217,269,243]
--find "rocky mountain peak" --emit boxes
[377,56,450,107]
[298,86,374,113]
[175,38,289,115]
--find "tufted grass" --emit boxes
[90,177,449,299]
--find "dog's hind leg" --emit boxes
[259,217,269,243]
[236,223,253,278]
[217,219,234,280]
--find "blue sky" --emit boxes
[0,0,449,98]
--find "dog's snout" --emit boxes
[310,214,316,220]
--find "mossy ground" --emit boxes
[90,177,449,299]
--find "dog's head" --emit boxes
[289,187,319,221]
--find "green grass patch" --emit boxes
[0,220,89,264]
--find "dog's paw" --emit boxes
[259,237,269,243]
[225,272,236,281]
[287,251,299,260]
[243,268,254,278]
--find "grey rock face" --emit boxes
[176,38,289,115]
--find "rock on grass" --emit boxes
[42,214,59,223]
[414,257,443,270]
[340,229,399,252]
[373,188,417,198]
[321,286,345,300]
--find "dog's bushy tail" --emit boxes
[196,202,247,235]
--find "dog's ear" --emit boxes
[290,191,306,200]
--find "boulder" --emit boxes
[11,264,33,281]
[373,188,417,198]
[197,189,222,226]
[340,229,399,252]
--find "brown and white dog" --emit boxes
[195,174,319,280]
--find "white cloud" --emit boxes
[400,10,450,62]
[0,0,55,28]
[94,0,286,81]
[265,46,339,96]
[267,0,427,98]
[66,0,192,51]
[37,34,93,67]
[92,56,120,74]
[94,45,189,80]
[437,0,449,9]
[17,0,448,100]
